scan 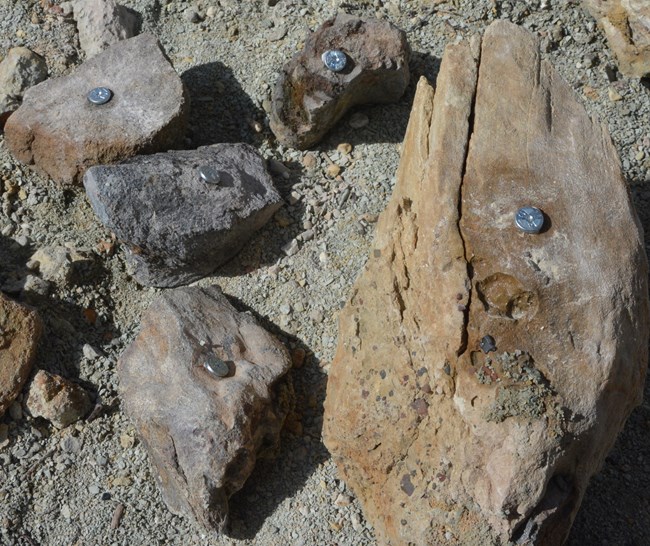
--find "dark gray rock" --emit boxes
[4,34,188,184]
[270,14,410,149]
[117,285,293,534]
[83,144,282,287]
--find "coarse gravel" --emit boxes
[0,0,649,545]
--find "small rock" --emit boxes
[82,344,100,360]
[348,112,369,129]
[0,47,47,124]
[282,239,300,256]
[5,34,189,184]
[608,86,623,101]
[119,433,135,449]
[183,7,202,23]
[118,285,293,534]
[326,164,341,178]
[302,153,317,169]
[270,14,410,148]
[337,143,352,155]
[30,245,92,283]
[84,144,281,287]
[0,293,42,418]
[71,0,138,58]
[61,435,82,453]
[25,370,92,428]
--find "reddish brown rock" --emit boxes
[583,0,650,77]
[270,14,410,149]
[117,286,293,534]
[25,370,91,428]
[4,33,188,184]
[0,293,42,417]
[323,21,648,546]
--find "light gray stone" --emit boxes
[84,144,282,287]
[0,47,47,125]
[72,0,139,58]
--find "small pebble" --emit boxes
[348,112,369,129]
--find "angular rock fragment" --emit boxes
[323,21,649,546]
[25,370,91,428]
[583,0,650,77]
[270,14,410,149]
[84,144,282,287]
[0,293,42,417]
[0,47,48,127]
[4,34,188,184]
[30,245,93,283]
[118,285,293,534]
[72,0,138,58]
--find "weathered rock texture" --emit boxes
[72,0,138,58]
[118,285,293,534]
[323,21,649,546]
[25,370,90,428]
[0,293,42,417]
[4,33,188,184]
[270,14,410,149]
[83,144,282,287]
[583,0,650,77]
[0,47,48,127]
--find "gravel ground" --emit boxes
[0,0,649,545]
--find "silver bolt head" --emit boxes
[203,354,229,378]
[87,87,113,105]
[198,165,220,184]
[321,50,347,72]
[515,206,545,234]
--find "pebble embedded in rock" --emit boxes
[270,14,410,149]
[4,34,189,184]
[25,370,92,428]
[117,285,293,534]
[0,293,43,418]
[84,143,282,287]
[71,0,138,58]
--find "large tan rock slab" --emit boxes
[118,285,293,534]
[583,0,650,77]
[323,20,649,546]
[0,293,42,417]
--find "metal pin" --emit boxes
[198,165,220,185]
[515,206,544,234]
[321,50,347,72]
[87,87,113,105]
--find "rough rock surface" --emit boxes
[269,14,410,149]
[0,293,42,417]
[4,33,188,184]
[583,0,650,77]
[83,144,282,287]
[30,245,93,283]
[323,21,649,546]
[72,0,138,58]
[25,370,91,428]
[117,285,293,534]
[0,47,47,127]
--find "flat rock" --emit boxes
[72,0,138,58]
[269,14,410,149]
[0,47,48,127]
[25,370,91,428]
[4,33,188,184]
[323,21,649,546]
[583,0,650,77]
[117,285,293,534]
[0,293,42,417]
[83,144,282,287]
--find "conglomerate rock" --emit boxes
[323,20,649,546]
[4,33,188,184]
[83,144,282,287]
[270,14,410,149]
[0,293,42,417]
[117,285,293,534]
[582,0,650,77]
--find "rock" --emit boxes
[269,14,410,149]
[323,21,649,546]
[0,47,48,126]
[4,34,188,185]
[0,293,42,418]
[30,245,93,283]
[83,144,282,287]
[583,0,650,77]
[25,370,91,428]
[117,285,293,534]
[72,0,138,58]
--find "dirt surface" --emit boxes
[0,1,648,545]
